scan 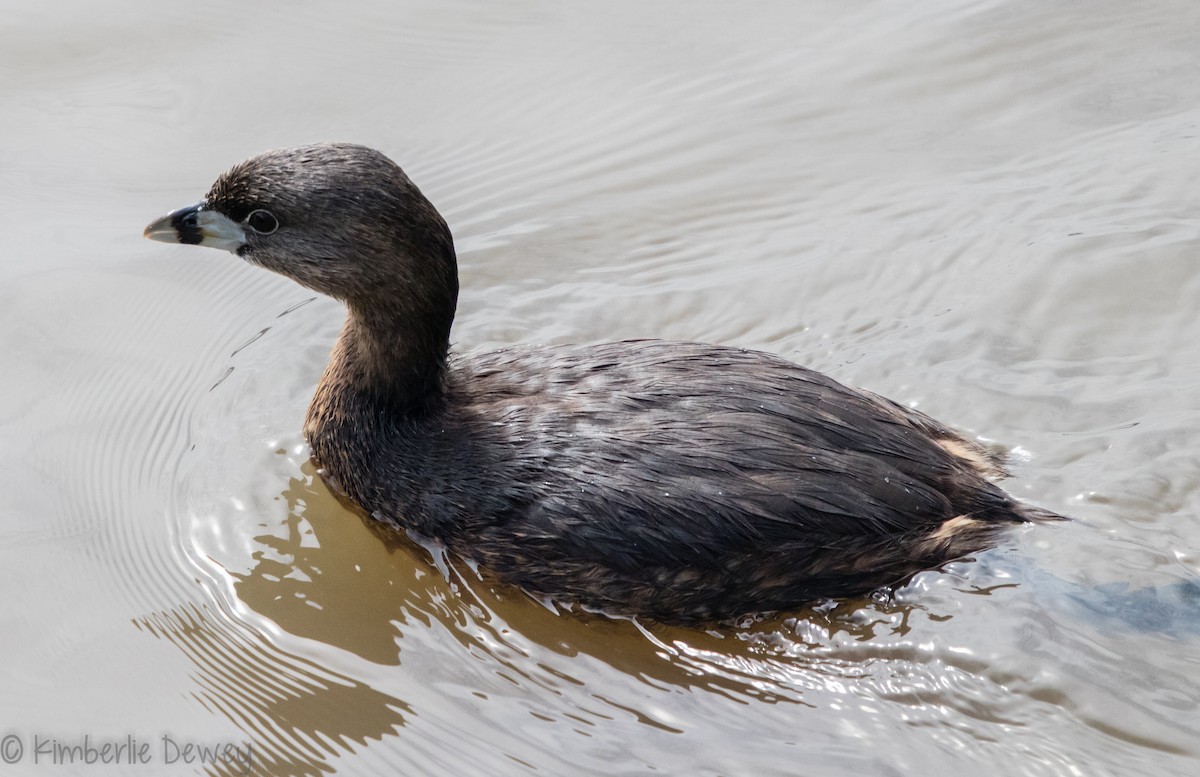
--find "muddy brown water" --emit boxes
[2,1,1200,775]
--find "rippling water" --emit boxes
[3,1,1200,775]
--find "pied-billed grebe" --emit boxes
[145,143,1061,624]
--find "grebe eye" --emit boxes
[245,209,279,235]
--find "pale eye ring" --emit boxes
[245,209,279,235]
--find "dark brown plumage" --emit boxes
[145,143,1062,625]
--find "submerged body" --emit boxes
[146,143,1059,625]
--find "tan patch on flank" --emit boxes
[936,437,1003,477]
[929,514,979,545]
[917,514,995,560]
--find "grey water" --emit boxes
[2,1,1200,775]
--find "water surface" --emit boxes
[2,1,1200,775]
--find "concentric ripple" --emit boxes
[4,0,1200,775]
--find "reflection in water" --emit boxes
[146,450,1200,776]
[220,461,1059,729]
[233,462,871,703]
[231,471,429,667]
[136,602,410,777]
[153,454,1200,774]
